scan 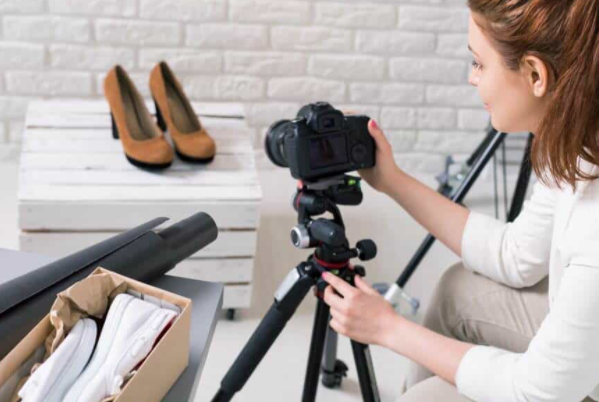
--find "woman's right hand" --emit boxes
[358,119,401,194]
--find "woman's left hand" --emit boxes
[322,272,399,347]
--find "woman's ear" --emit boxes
[522,55,549,98]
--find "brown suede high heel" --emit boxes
[150,61,216,163]
[104,65,174,170]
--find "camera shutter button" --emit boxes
[352,145,367,163]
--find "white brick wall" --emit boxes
[0,0,498,174]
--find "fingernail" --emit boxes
[371,119,379,130]
[322,272,328,279]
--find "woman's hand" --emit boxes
[358,119,401,195]
[322,271,400,348]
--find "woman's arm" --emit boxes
[385,168,470,258]
[384,311,475,386]
[323,273,475,386]
[359,120,470,258]
[361,120,556,288]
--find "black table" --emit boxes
[0,248,223,402]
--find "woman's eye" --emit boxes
[471,60,482,70]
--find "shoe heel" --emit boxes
[110,113,119,139]
[153,98,167,132]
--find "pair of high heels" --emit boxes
[104,61,216,170]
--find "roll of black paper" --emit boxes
[0,212,218,359]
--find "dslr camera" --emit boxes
[264,102,376,181]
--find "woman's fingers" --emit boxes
[368,118,383,135]
[323,285,346,311]
[354,275,379,296]
[368,119,391,153]
[368,119,385,141]
[329,308,350,330]
[323,272,357,298]
[329,317,346,335]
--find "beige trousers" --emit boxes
[396,262,596,402]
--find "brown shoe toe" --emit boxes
[126,136,174,167]
[150,61,217,164]
[173,129,216,162]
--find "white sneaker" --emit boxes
[19,318,97,402]
[63,293,177,402]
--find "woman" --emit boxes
[322,1,599,401]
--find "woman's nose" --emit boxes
[468,70,479,87]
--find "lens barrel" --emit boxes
[264,119,291,168]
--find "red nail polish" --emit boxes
[371,119,379,130]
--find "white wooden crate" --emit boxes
[17,100,262,310]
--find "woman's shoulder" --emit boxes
[535,158,599,196]
[562,161,599,266]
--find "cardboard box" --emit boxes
[0,267,192,402]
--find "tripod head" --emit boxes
[290,174,377,274]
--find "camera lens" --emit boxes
[264,119,292,168]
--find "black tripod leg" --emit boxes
[305,300,382,402]
[351,340,382,402]
[213,268,314,402]
[467,125,497,166]
[321,326,348,388]
[507,133,533,222]
[302,298,332,402]
[322,325,338,383]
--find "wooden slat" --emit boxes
[19,230,257,258]
[26,114,252,135]
[167,258,254,283]
[19,184,262,202]
[23,125,255,151]
[27,99,245,119]
[22,136,253,155]
[20,170,259,187]
[25,117,253,135]
[20,153,256,172]
[19,202,260,230]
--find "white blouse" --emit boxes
[455,158,599,402]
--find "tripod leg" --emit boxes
[302,298,331,402]
[322,326,348,388]
[322,325,338,382]
[213,267,314,402]
[351,340,382,402]
[507,132,533,222]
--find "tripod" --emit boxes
[213,175,382,402]
[320,125,536,388]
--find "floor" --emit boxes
[0,144,519,402]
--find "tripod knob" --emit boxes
[291,225,311,248]
[352,265,366,277]
[356,239,377,261]
[311,219,346,247]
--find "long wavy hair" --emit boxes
[468,0,599,190]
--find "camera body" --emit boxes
[265,102,375,181]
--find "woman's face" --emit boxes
[468,13,547,133]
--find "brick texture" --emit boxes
[0,0,492,174]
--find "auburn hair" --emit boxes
[468,0,599,191]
